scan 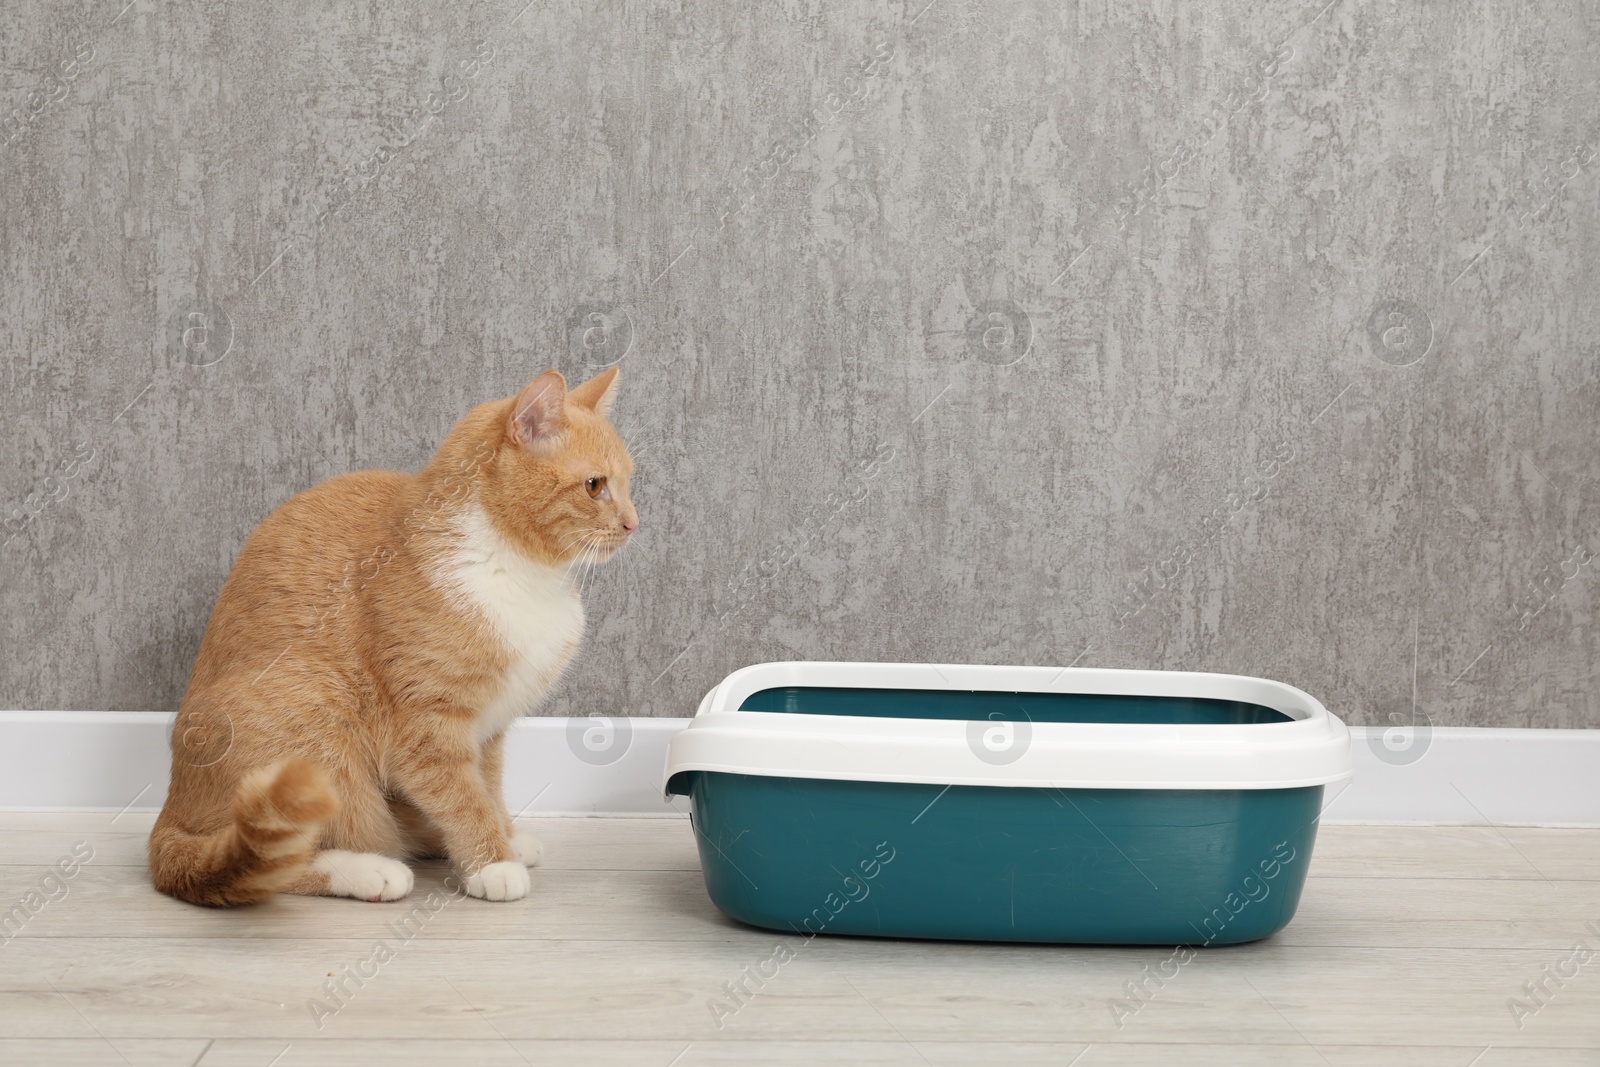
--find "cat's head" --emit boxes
[480,368,637,566]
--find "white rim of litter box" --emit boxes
[663,661,1353,793]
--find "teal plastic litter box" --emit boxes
[663,661,1352,945]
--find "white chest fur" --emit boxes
[431,504,586,741]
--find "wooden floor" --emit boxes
[0,814,1596,1067]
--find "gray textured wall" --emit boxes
[2,0,1596,733]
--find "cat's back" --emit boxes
[189,471,412,679]
[234,470,409,581]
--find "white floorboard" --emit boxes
[0,817,1595,1066]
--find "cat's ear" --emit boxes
[568,367,619,418]
[508,370,568,449]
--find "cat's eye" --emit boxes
[585,476,607,499]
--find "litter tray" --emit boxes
[663,661,1352,945]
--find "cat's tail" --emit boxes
[149,758,337,907]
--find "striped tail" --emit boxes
[149,758,337,906]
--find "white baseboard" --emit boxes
[0,713,1595,827]
[1326,727,1600,827]
[0,712,689,818]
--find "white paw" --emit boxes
[464,860,531,901]
[314,850,414,902]
[510,827,542,867]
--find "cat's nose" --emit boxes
[621,516,638,533]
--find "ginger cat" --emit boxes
[149,368,637,906]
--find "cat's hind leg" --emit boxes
[291,849,414,902]
[288,759,414,901]
[388,794,448,862]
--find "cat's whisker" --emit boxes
[563,530,600,591]
[587,533,608,589]
[559,524,599,547]
[560,544,588,582]
[558,527,609,568]
[580,534,604,595]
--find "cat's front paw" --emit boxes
[510,827,542,867]
[464,860,531,901]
